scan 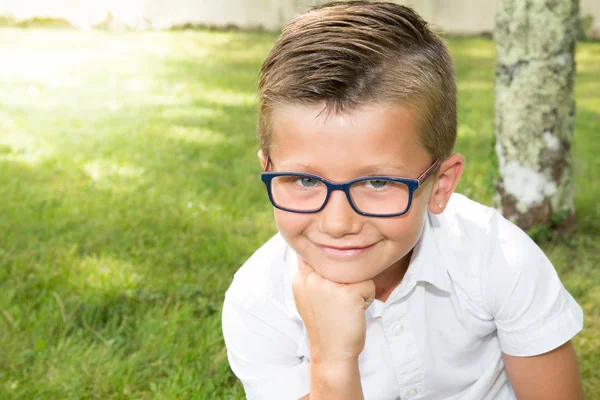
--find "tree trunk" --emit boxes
[494,0,578,230]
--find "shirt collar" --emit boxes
[404,210,452,294]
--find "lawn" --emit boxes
[0,28,598,399]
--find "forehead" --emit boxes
[269,102,431,177]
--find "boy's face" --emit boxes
[262,102,456,285]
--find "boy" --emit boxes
[222,2,584,399]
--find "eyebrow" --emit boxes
[273,161,411,175]
[359,162,411,175]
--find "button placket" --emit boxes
[382,302,426,399]
[401,383,426,399]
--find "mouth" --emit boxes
[315,242,378,257]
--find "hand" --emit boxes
[292,257,376,363]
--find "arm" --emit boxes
[310,357,363,400]
[503,341,584,400]
[297,358,363,400]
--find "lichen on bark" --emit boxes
[494,0,578,230]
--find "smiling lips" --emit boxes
[316,242,377,257]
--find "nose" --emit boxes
[318,190,362,237]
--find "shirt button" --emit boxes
[392,323,405,335]
[407,387,418,397]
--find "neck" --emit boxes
[373,249,412,302]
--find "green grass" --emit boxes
[0,28,598,398]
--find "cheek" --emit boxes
[376,204,428,243]
[273,210,311,240]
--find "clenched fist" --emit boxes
[292,257,376,363]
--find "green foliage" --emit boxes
[14,17,75,29]
[527,224,556,245]
[527,209,573,245]
[0,29,598,399]
[578,13,596,41]
[0,16,17,27]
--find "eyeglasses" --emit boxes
[261,159,439,218]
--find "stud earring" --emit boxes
[438,203,443,209]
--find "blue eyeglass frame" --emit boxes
[261,158,440,218]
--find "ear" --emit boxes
[428,153,465,214]
[257,149,267,170]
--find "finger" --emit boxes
[363,290,376,310]
[352,280,376,308]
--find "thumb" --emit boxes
[355,280,376,310]
[363,290,376,310]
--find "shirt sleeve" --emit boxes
[222,296,310,400]
[481,211,584,357]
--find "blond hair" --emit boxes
[257,1,457,162]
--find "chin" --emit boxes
[311,260,377,284]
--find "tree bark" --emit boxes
[494,0,578,230]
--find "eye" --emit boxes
[296,177,319,188]
[365,180,388,189]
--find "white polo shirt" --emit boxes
[222,194,583,400]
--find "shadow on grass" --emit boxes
[0,96,272,397]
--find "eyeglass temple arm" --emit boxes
[417,160,440,186]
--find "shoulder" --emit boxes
[431,193,546,311]
[441,193,548,273]
[436,193,538,266]
[224,233,293,310]
[438,193,496,244]
[432,193,498,277]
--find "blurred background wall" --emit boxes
[0,0,598,36]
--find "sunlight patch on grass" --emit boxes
[577,48,600,71]
[102,99,121,111]
[458,80,493,91]
[160,106,223,120]
[82,159,146,190]
[167,39,217,59]
[194,31,246,48]
[457,124,480,137]
[578,99,600,112]
[72,255,143,292]
[577,62,598,74]
[122,78,145,92]
[0,150,52,166]
[203,88,256,107]
[0,133,53,165]
[0,44,99,85]
[454,45,495,59]
[187,199,223,215]
[166,126,227,145]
